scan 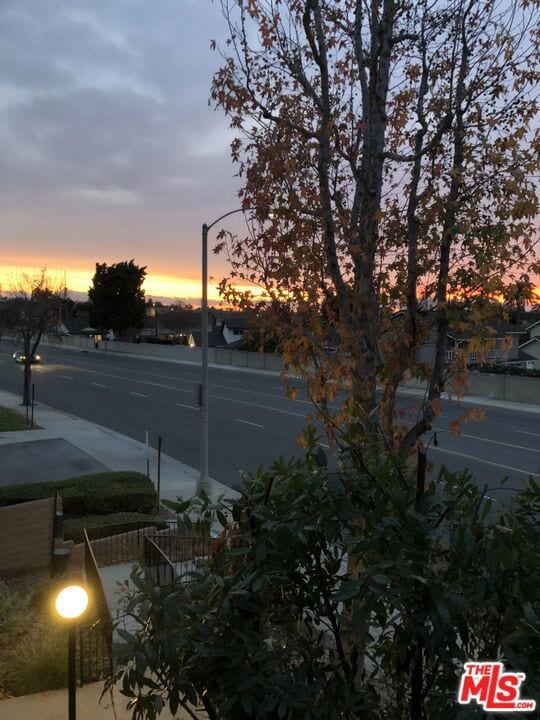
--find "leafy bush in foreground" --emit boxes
[109,441,540,720]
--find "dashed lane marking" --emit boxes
[430,445,540,477]
[433,426,540,454]
[211,394,305,418]
[235,419,264,428]
[176,402,198,411]
[130,392,148,398]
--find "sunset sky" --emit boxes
[1,1,538,307]
[0,0,246,304]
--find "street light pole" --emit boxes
[198,221,210,495]
[197,208,244,496]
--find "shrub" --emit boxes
[109,441,540,720]
[4,625,67,695]
[0,472,156,516]
[64,512,165,544]
[478,364,540,378]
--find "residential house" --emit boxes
[220,316,249,347]
[517,320,540,369]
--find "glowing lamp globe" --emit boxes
[55,585,89,620]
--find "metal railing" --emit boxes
[78,619,113,685]
[144,535,176,587]
[80,529,113,685]
[85,520,173,566]
[81,522,213,681]
[144,532,212,587]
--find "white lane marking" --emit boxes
[176,402,198,411]
[430,445,540,477]
[317,442,330,448]
[130,392,148,398]
[236,419,264,428]
[68,367,196,394]
[143,380,195,394]
[61,375,74,380]
[433,427,540,454]
[213,384,313,405]
[53,359,310,405]
[91,382,107,388]
[514,429,540,438]
[212,394,305,418]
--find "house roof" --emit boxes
[448,320,527,340]
[191,327,227,348]
[223,316,249,330]
[518,337,540,350]
[62,317,97,334]
[518,348,536,361]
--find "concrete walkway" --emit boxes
[0,682,206,719]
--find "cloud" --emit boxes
[0,0,237,213]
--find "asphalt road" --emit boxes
[0,340,538,504]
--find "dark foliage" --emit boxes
[89,260,146,336]
[108,439,539,720]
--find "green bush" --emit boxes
[0,472,156,516]
[109,441,540,720]
[64,511,165,544]
[4,624,67,695]
[0,406,28,432]
[478,364,540,377]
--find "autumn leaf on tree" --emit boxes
[210,0,539,461]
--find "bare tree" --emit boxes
[1,270,64,405]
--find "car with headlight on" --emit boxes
[13,351,41,364]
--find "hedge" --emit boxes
[63,512,167,544]
[0,472,157,517]
[478,365,540,378]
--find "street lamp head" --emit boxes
[55,585,89,620]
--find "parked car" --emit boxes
[13,351,41,364]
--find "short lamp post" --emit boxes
[55,585,89,720]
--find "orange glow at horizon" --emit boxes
[0,264,266,305]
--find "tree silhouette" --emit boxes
[89,260,147,338]
[1,270,64,405]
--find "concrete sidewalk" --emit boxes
[0,681,205,719]
[396,385,540,414]
[0,389,236,503]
